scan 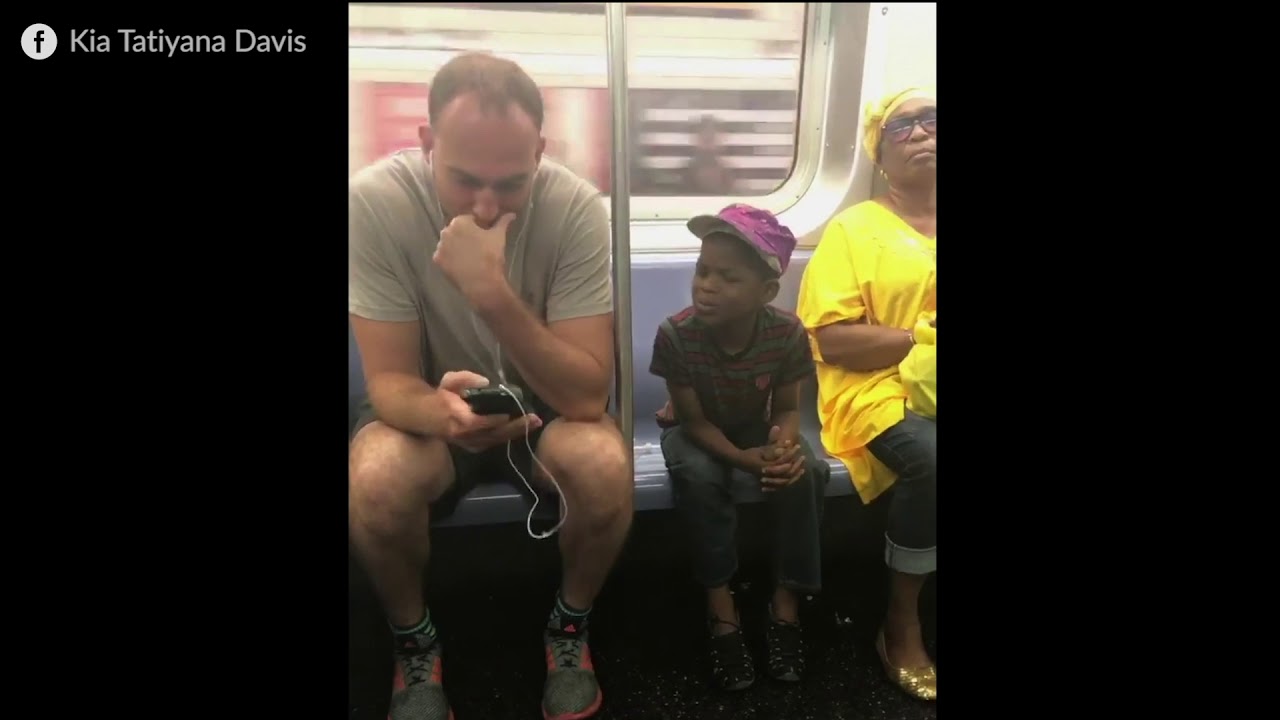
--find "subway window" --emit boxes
[349,2,807,212]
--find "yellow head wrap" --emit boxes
[861,86,936,165]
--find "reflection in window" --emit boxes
[348,2,806,198]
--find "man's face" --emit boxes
[422,92,545,229]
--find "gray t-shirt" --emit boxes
[349,148,613,388]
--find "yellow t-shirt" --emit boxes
[795,200,936,504]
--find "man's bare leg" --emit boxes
[531,417,634,720]
[349,421,457,720]
[537,419,633,609]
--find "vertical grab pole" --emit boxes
[605,2,634,463]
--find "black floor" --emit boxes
[350,494,937,720]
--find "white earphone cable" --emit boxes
[428,151,566,540]
[497,383,568,540]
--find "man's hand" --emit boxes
[428,371,507,439]
[434,370,542,454]
[432,214,517,307]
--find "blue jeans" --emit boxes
[866,409,936,575]
[661,424,829,593]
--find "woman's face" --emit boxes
[878,98,936,186]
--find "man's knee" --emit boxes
[538,418,633,528]
[349,422,455,533]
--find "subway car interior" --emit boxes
[349,3,938,718]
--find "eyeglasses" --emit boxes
[883,111,937,144]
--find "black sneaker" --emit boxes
[707,619,755,691]
[765,615,805,682]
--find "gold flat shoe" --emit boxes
[875,628,936,701]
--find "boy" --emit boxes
[649,204,830,691]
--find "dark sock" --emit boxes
[547,592,591,634]
[391,609,438,654]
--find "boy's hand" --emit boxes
[737,426,803,489]
[760,425,805,491]
[737,445,784,475]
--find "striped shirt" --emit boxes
[649,305,815,432]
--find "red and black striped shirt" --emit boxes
[649,305,815,432]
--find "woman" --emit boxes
[795,86,937,701]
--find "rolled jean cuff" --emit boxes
[884,534,936,575]
[698,560,738,589]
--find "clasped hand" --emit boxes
[742,425,805,492]
[430,371,541,454]
[432,213,517,306]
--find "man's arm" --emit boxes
[472,192,615,422]
[350,316,446,436]
[351,315,510,442]
[349,185,446,436]
[473,290,613,422]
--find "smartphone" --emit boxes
[460,386,525,418]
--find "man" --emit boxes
[348,52,634,720]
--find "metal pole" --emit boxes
[604,3,634,463]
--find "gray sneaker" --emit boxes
[541,627,603,720]
[388,638,453,720]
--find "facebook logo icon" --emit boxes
[22,23,58,60]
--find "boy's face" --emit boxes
[691,234,779,327]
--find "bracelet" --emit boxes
[906,328,915,345]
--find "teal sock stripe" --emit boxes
[556,594,591,618]
[391,610,433,635]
